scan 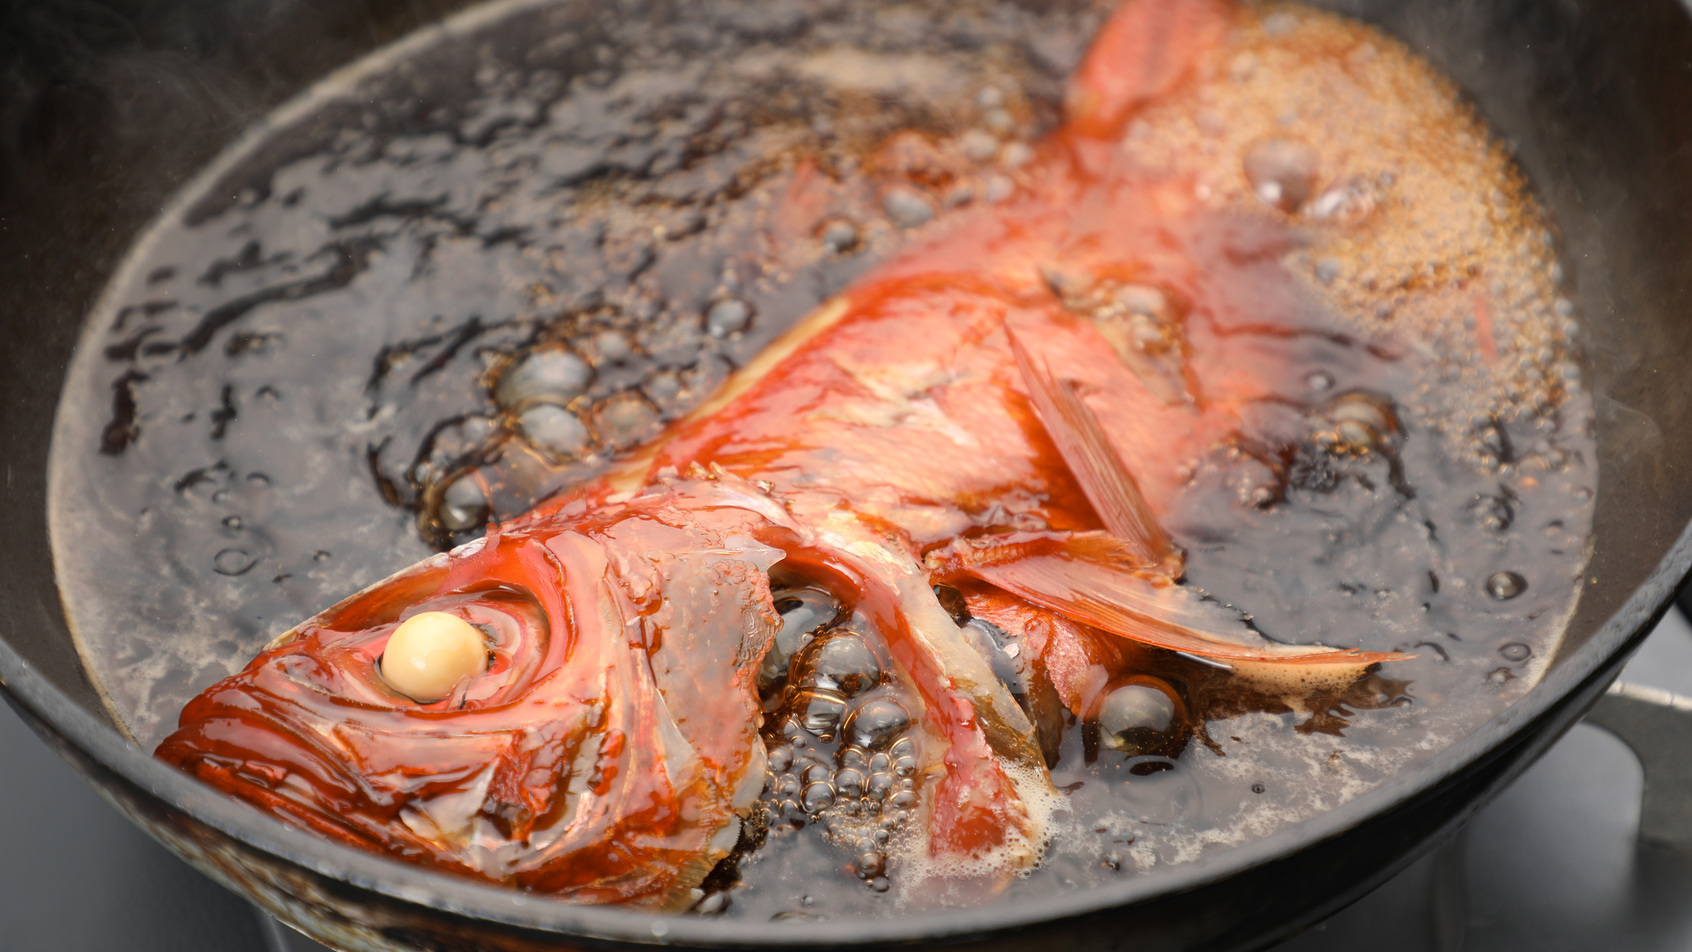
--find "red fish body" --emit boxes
[159,0,1402,907]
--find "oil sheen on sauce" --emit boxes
[48,0,1595,920]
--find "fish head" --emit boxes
[156,477,789,907]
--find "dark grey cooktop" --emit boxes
[8,608,1692,952]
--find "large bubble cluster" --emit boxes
[752,595,924,898]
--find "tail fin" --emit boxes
[1066,0,1234,140]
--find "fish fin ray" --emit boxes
[1007,328,1178,571]
[1066,0,1234,139]
[932,533,1408,679]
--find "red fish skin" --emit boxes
[644,184,1305,532]
[158,0,1403,902]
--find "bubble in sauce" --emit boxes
[1000,141,1034,169]
[1486,572,1527,600]
[213,548,257,577]
[515,404,593,460]
[843,698,911,751]
[793,632,882,698]
[866,771,894,800]
[795,688,848,739]
[857,852,886,878]
[838,746,869,771]
[592,393,660,448]
[1466,495,1514,532]
[495,348,592,409]
[760,588,843,698]
[882,186,935,227]
[1306,177,1378,224]
[1316,391,1398,455]
[1243,136,1320,212]
[802,781,836,813]
[960,129,999,162]
[1469,417,1512,469]
[643,369,682,407]
[436,474,489,531]
[1086,677,1188,760]
[1499,642,1532,662]
[590,329,633,364]
[821,219,860,253]
[705,299,753,338]
[835,767,866,797]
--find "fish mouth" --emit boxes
[155,688,397,852]
[155,654,593,882]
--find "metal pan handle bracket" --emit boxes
[1585,681,1692,851]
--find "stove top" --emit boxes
[8,611,1691,952]
[1281,607,1692,952]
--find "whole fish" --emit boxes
[158,0,1404,908]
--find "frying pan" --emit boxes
[3,0,1691,948]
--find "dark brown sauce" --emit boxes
[50,0,1594,920]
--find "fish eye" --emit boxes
[378,611,488,703]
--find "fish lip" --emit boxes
[155,700,386,849]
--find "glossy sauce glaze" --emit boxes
[51,0,1594,920]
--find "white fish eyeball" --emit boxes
[380,611,487,703]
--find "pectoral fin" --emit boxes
[930,533,1409,692]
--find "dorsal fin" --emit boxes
[1007,328,1178,573]
[1065,0,1234,139]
